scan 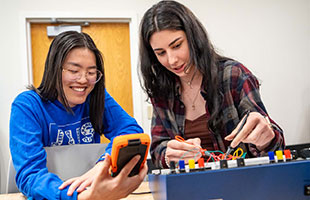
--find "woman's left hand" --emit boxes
[224,112,275,151]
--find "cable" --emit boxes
[174,136,247,167]
[131,191,152,195]
[232,147,244,159]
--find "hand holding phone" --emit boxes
[110,133,150,177]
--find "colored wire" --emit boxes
[174,136,246,166]
[176,147,201,167]
[241,152,247,158]
[175,135,208,156]
[232,147,244,160]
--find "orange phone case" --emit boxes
[111,133,150,177]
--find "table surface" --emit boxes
[0,181,153,200]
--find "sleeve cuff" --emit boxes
[96,154,106,163]
[60,187,78,200]
[161,149,169,168]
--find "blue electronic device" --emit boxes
[148,160,310,200]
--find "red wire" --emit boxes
[175,136,241,162]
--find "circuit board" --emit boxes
[148,157,310,200]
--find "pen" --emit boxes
[224,110,251,159]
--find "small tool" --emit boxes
[224,110,250,159]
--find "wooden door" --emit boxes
[30,22,133,143]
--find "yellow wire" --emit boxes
[232,147,244,160]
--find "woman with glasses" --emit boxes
[9,31,147,200]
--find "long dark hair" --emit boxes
[29,31,105,135]
[139,0,226,132]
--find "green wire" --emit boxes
[241,152,247,158]
[207,150,224,154]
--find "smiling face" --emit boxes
[150,29,195,79]
[59,47,97,107]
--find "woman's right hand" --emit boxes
[78,154,147,200]
[165,137,202,165]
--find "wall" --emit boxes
[0,0,309,193]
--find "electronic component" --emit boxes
[197,158,205,171]
[300,148,310,160]
[152,169,161,175]
[188,159,196,172]
[178,160,186,173]
[149,160,310,200]
[275,150,284,162]
[290,149,298,160]
[110,133,150,177]
[152,149,298,176]
[236,158,245,167]
[268,151,276,163]
[160,169,171,175]
[220,160,228,169]
[284,149,292,161]
[169,161,176,174]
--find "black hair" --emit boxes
[28,31,105,135]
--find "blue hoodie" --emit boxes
[9,89,143,200]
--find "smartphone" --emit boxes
[110,133,150,177]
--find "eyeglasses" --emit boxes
[62,68,103,84]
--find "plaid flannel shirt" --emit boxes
[150,60,285,168]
